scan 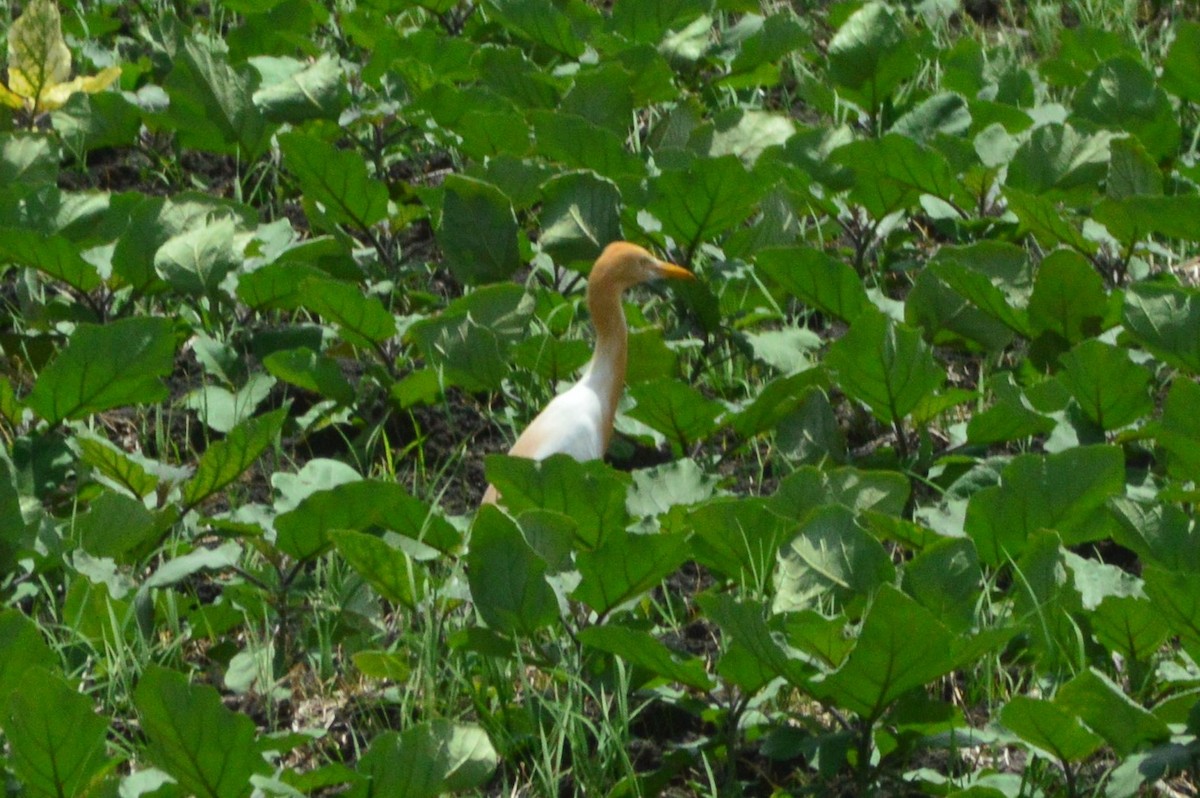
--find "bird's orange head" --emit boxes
[592,241,694,289]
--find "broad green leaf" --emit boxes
[262,348,355,404]
[1162,21,1200,102]
[468,506,558,635]
[816,586,956,721]
[770,465,910,520]
[76,490,163,561]
[0,132,58,185]
[1055,668,1169,755]
[1107,136,1163,200]
[163,38,270,158]
[698,594,814,688]
[560,63,635,136]
[1143,566,1200,655]
[348,720,497,798]
[298,278,397,349]
[647,155,762,254]
[489,0,589,58]
[532,111,645,182]
[825,307,945,424]
[333,530,426,610]
[1072,56,1181,160]
[0,227,100,291]
[1027,249,1108,345]
[484,454,630,549]
[74,433,159,499]
[1122,281,1200,374]
[154,216,241,296]
[1111,496,1200,573]
[1000,696,1104,763]
[827,2,919,114]
[578,624,714,690]
[409,316,508,393]
[907,264,1018,351]
[1057,340,1153,430]
[831,133,965,218]
[609,0,711,44]
[890,91,970,140]
[755,246,868,323]
[183,373,275,434]
[626,378,724,452]
[1091,594,1170,663]
[182,408,287,509]
[903,537,981,632]
[1003,188,1095,254]
[702,107,796,164]
[1094,195,1200,247]
[625,458,717,516]
[774,505,895,613]
[0,610,57,713]
[573,529,689,615]
[1158,378,1200,483]
[964,445,1124,565]
[275,480,459,562]
[27,317,177,425]
[475,46,560,111]
[251,55,346,123]
[279,132,389,230]
[135,665,268,798]
[352,650,411,682]
[236,260,328,311]
[1005,123,1112,199]
[688,497,793,590]
[51,90,141,153]
[537,170,622,264]
[143,541,243,590]
[3,667,111,798]
[437,175,521,285]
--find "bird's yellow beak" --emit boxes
[653,260,695,281]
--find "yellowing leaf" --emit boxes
[3,0,121,113]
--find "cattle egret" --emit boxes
[481,241,694,504]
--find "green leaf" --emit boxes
[774,505,895,613]
[1122,281,1200,374]
[0,227,101,291]
[0,610,57,714]
[154,216,241,296]
[825,307,945,424]
[275,480,459,562]
[831,133,965,218]
[1005,123,1112,199]
[298,278,397,349]
[352,650,411,682]
[143,541,243,590]
[698,594,814,688]
[484,454,629,549]
[1057,340,1153,430]
[626,378,724,452]
[1091,594,1170,663]
[1000,696,1104,763]
[251,55,346,123]
[609,0,711,44]
[75,433,159,499]
[1093,195,1200,247]
[348,720,497,798]
[489,0,589,58]
[77,490,164,561]
[573,529,689,615]
[0,133,58,185]
[1003,187,1095,254]
[827,2,919,114]
[756,246,868,323]
[1158,379,1200,483]
[134,665,268,798]
[964,445,1124,565]
[1107,136,1163,200]
[688,497,793,590]
[262,348,355,404]
[3,667,111,798]
[903,537,981,632]
[1143,566,1200,655]
[625,458,717,517]
[437,175,521,285]
[333,530,426,610]
[163,38,270,158]
[1162,21,1200,102]
[537,170,622,264]
[532,111,645,182]
[468,506,558,635]
[182,408,287,509]
[647,155,762,254]
[816,586,956,721]
[1055,668,1170,755]
[1027,249,1108,346]
[1072,56,1181,160]
[279,132,389,230]
[51,90,141,153]
[578,624,714,690]
[27,317,177,425]
[770,465,910,519]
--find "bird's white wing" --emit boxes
[509,382,605,461]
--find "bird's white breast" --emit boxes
[522,381,606,461]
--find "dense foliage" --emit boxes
[2,0,1199,795]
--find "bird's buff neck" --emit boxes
[583,269,628,450]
